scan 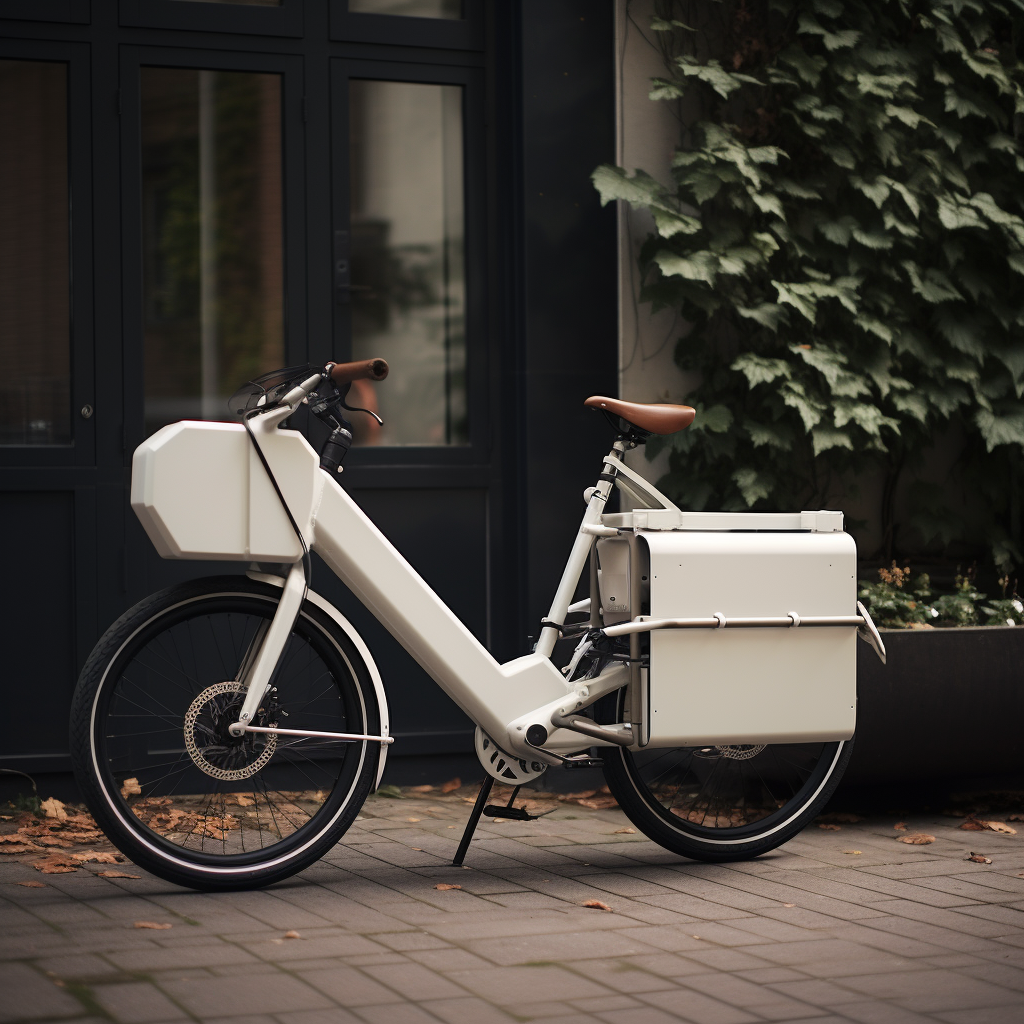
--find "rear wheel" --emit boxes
[602,694,853,861]
[70,576,381,890]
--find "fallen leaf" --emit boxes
[959,818,988,831]
[783,903,795,907]
[897,833,935,845]
[97,871,141,879]
[409,785,433,793]
[894,822,908,831]
[818,823,841,831]
[966,853,992,864]
[582,899,612,911]
[283,930,301,939]
[980,821,1016,835]
[40,799,67,822]
[559,790,596,802]
[17,881,46,887]
[120,778,142,800]
[0,843,43,855]
[440,778,462,794]
[377,784,403,799]
[405,817,421,823]
[614,828,636,834]
[134,921,172,930]
[1007,813,1023,822]
[434,883,462,891]
[232,795,254,807]
[33,855,78,873]
[843,850,862,855]
[71,851,121,864]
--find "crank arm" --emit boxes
[244,725,394,744]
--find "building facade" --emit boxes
[0,0,617,784]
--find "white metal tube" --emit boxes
[535,445,624,658]
[244,725,394,744]
[603,614,866,637]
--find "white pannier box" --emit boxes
[597,510,857,748]
[130,420,320,562]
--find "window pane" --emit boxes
[349,80,466,446]
[0,60,70,446]
[141,68,284,435]
[348,0,461,20]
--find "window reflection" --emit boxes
[349,0,461,18]
[0,60,70,446]
[349,80,466,446]
[141,68,284,434]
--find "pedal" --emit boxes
[562,756,603,770]
[483,805,539,821]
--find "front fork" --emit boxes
[227,561,306,737]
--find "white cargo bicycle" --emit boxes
[70,359,885,890]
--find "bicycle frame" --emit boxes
[133,403,632,767]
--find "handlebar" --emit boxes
[329,358,389,384]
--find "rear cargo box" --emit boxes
[597,511,857,747]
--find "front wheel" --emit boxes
[602,694,853,862]
[70,576,382,891]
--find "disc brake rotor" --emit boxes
[184,682,277,781]
[715,744,766,760]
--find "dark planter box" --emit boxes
[844,626,1024,786]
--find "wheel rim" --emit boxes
[92,592,368,868]
[614,678,844,844]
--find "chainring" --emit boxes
[474,727,547,784]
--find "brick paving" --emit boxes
[1,786,1023,1024]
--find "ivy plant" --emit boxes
[594,0,1024,569]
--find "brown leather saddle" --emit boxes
[584,395,696,436]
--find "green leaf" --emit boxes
[732,354,791,387]
[733,467,773,505]
[655,250,719,285]
[698,404,734,433]
[811,425,855,456]
[736,303,786,330]
[976,409,1024,451]
[773,281,816,322]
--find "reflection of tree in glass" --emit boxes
[142,69,282,429]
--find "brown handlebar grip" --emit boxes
[329,358,389,384]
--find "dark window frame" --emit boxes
[0,40,95,468]
[119,0,303,39]
[331,0,483,52]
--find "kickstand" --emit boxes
[452,775,493,866]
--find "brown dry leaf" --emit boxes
[440,778,462,794]
[577,797,618,810]
[1006,813,1024,822]
[405,817,421,823]
[897,833,935,845]
[434,883,462,891]
[409,785,433,793]
[783,902,795,907]
[0,834,30,845]
[818,823,841,831]
[98,871,141,879]
[843,850,862,855]
[582,899,612,912]
[979,821,1016,835]
[283,930,301,939]
[120,778,142,800]
[966,853,992,864]
[960,818,988,831]
[71,851,120,864]
[0,843,44,856]
[614,828,636,835]
[17,881,46,887]
[134,921,172,930]
[39,798,67,822]
[34,855,78,874]
[559,790,597,802]
[894,822,908,831]
[231,795,254,807]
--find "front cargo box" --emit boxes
[599,524,858,748]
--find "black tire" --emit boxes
[601,693,853,862]
[70,576,381,891]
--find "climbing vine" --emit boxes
[595,0,1024,569]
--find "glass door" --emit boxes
[120,47,305,598]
